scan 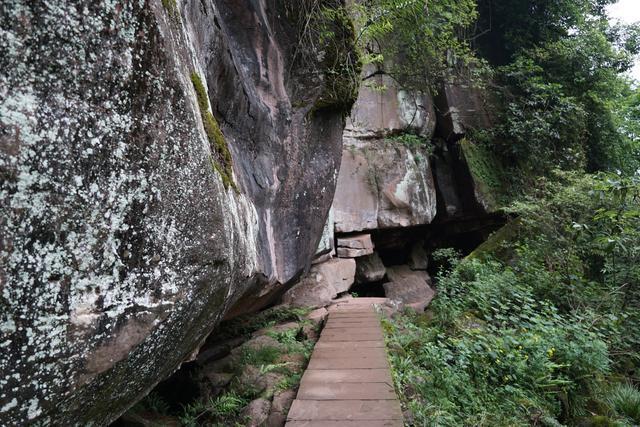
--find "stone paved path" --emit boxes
[285,298,403,426]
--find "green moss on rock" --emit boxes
[190,72,236,190]
[460,138,508,210]
[161,0,179,21]
[466,219,521,262]
[283,1,361,114]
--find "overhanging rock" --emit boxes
[333,141,438,233]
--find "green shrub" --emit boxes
[385,173,640,426]
[605,383,640,424]
[240,346,281,367]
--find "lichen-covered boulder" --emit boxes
[333,140,438,233]
[0,0,356,424]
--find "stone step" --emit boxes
[307,355,389,370]
[300,368,392,384]
[287,399,403,421]
[296,382,396,400]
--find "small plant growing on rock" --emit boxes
[190,72,236,190]
[179,392,247,426]
[161,0,180,21]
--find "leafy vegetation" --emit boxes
[179,393,248,427]
[124,305,316,426]
[352,0,480,93]
[472,0,640,175]
[283,0,361,112]
[385,173,640,426]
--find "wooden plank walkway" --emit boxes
[285,298,403,426]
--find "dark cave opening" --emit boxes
[347,279,387,298]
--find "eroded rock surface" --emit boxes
[345,65,436,141]
[0,0,355,424]
[355,253,386,283]
[333,141,438,233]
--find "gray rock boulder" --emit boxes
[345,65,437,141]
[355,253,387,283]
[241,398,271,427]
[281,273,337,309]
[281,258,356,307]
[0,0,356,424]
[383,269,435,311]
[386,265,432,284]
[313,258,356,294]
[385,265,435,311]
[333,140,437,233]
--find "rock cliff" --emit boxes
[0,0,356,424]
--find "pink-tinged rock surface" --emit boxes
[337,234,375,250]
[0,0,357,424]
[345,65,436,141]
[333,141,437,233]
[282,258,356,308]
[434,77,496,141]
[384,265,436,309]
[313,258,356,294]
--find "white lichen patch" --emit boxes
[0,0,246,423]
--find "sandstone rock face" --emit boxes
[336,234,375,258]
[313,258,356,294]
[345,65,437,141]
[282,258,356,307]
[337,234,374,250]
[333,141,438,233]
[281,273,337,309]
[355,253,387,283]
[0,1,354,424]
[434,78,495,141]
[332,148,379,232]
[383,266,435,310]
[315,208,335,258]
